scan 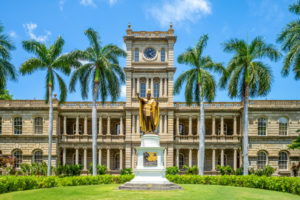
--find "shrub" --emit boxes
[183,165,198,175]
[249,166,276,177]
[166,166,179,175]
[55,164,83,176]
[20,162,48,176]
[121,168,132,175]
[166,175,300,195]
[88,164,107,175]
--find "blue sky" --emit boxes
[0,0,298,102]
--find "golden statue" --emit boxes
[137,89,160,133]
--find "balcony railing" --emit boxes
[174,135,241,143]
[60,134,125,143]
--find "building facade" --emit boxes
[0,25,300,176]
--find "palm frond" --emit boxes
[50,36,65,60]
[289,0,300,15]
[54,71,67,103]
[85,28,101,55]
[174,69,194,94]
[19,58,46,75]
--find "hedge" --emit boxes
[166,175,300,195]
[0,175,134,194]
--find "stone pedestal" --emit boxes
[118,134,182,190]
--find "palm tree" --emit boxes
[20,36,80,176]
[0,23,17,91]
[174,34,225,175]
[69,28,126,176]
[277,0,300,79]
[220,36,281,175]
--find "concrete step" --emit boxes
[117,182,183,191]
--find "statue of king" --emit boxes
[136,89,160,133]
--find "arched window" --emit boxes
[279,117,288,136]
[116,124,120,135]
[0,117,2,135]
[257,151,267,169]
[179,153,185,169]
[114,153,120,170]
[217,154,227,166]
[217,123,227,135]
[33,150,43,163]
[278,151,288,170]
[73,123,83,134]
[161,49,166,62]
[14,117,22,135]
[34,117,43,134]
[134,49,139,62]
[154,81,159,98]
[140,82,146,97]
[258,118,267,136]
[13,150,22,168]
[72,153,82,165]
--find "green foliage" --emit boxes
[183,165,199,175]
[166,166,179,175]
[216,165,234,175]
[234,167,243,175]
[248,166,276,177]
[120,168,132,175]
[88,164,107,175]
[288,130,300,149]
[55,164,83,176]
[0,175,134,194]
[166,175,300,195]
[0,89,12,100]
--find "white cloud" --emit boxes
[120,85,126,98]
[148,0,211,27]
[23,23,51,42]
[9,31,17,38]
[59,0,65,11]
[109,0,117,6]
[80,0,96,7]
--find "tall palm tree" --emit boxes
[220,36,281,175]
[20,36,80,176]
[69,28,126,176]
[277,0,300,79]
[0,23,17,91]
[174,34,225,175]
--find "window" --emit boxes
[257,151,267,169]
[73,123,83,134]
[34,117,43,134]
[140,82,146,97]
[278,152,288,170]
[179,124,185,135]
[217,123,227,135]
[258,118,267,136]
[134,49,139,62]
[161,49,166,62]
[179,153,184,169]
[13,150,22,168]
[33,150,43,163]
[0,117,2,135]
[154,82,159,98]
[116,124,120,135]
[114,153,120,170]
[14,117,22,135]
[279,117,288,136]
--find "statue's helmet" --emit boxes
[147,89,151,95]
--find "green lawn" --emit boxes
[0,184,298,200]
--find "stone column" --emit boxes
[164,78,167,97]
[76,116,79,135]
[212,115,216,135]
[234,148,237,170]
[221,116,224,135]
[132,115,136,134]
[239,150,243,168]
[75,148,79,165]
[84,116,88,135]
[63,116,67,135]
[99,116,102,135]
[120,116,123,135]
[146,78,149,90]
[159,115,163,134]
[136,115,139,134]
[107,116,111,135]
[212,149,216,171]
[197,116,200,135]
[131,147,135,168]
[63,147,66,165]
[176,116,179,135]
[107,148,110,170]
[83,148,87,170]
[137,78,140,93]
[176,149,179,167]
[98,148,102,165]
[221,149,224,167]
[164,115,167,134]
[189,116,192,135]
[164,148,167,168]
[233,116,237,135]
[159,78,163,97]
[189,149,192,167]
[132,78,135,97]
[150,78,154,95]
[120,149,123,170]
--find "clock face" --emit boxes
[144,48,156,59]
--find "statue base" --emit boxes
[118,134,182,190]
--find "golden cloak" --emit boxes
[138,98,160,132]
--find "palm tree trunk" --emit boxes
[198,83,205,175]
[92,82,99,176]
[243,87,249,175]
[47,85,53,176]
